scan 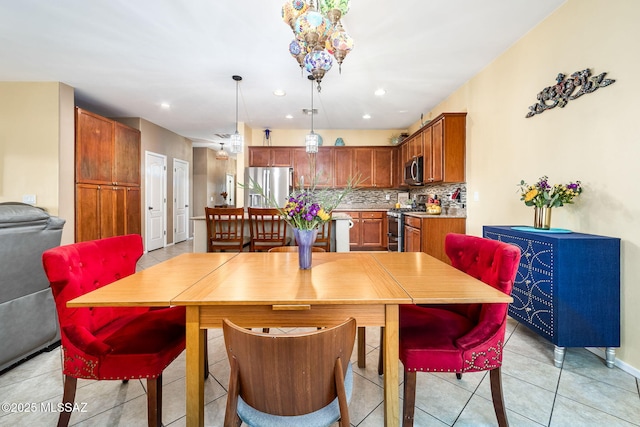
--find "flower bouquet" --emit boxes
[518,176,582,229]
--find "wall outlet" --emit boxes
[22,194,36,204]
[385,194,390,201]
[473,191,480,202]
[210,196,214,202]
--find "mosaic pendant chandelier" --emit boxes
[282,0,354,92]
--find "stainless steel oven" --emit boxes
[387,210,402,252]
[387,207,427,252]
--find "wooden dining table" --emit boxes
[68,251,512,427]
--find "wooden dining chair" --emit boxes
[248,207,290,252]
[205,207,250,252]
[222,317,357,427]
[41,235,188,427]
[314,220,332,252]
[268,245,326,252]
[397,233,521,427]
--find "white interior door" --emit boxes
[225,173,235,206]
[173,158,189,243]
[145,151,167,251]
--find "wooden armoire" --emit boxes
[75,107,141,242]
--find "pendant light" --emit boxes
[305,75,319,154]
[216,142,229,160]
[229,75,244,154]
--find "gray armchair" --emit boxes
[0,202,65,372]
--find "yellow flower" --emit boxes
[317,208,330,221]
[524,189,538,202]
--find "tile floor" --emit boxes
[1,240,638,426]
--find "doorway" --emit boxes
[145,151,167,251]
[173,158,189,243]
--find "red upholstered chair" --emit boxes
[399,233,521,427]
[42,234,186,427]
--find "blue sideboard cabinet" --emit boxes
[483,226,620,368]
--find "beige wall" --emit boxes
[0,82,75,244]
[247,128,402,148]
[416,0,639,371]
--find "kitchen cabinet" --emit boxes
[75,108,141,242]
[341,210,387,251]
[483,226,620,368]
[397,112,466,185]
[423,113,466,183]
[75,184,140,242]
[292,147,333,187]
[352,148,393,188]
[248,147,293,167]
[421,217,466,263]
[333,148,353,187]
[401,214,466,262]
[75,109,141,186]
[404,216,422,252]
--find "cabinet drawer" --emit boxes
[404,216,421,228]
[361,211,383,219]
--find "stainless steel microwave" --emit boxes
[404,156,424,186]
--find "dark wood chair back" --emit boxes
[248,207,290,251]
[314,220,332,252]
[223,317,356,425]
[205,207,249,252]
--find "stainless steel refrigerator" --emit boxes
[244,167,293,208]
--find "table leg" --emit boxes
[384,304,399,427]
[186,306,205,427]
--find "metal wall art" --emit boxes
[525,68,615,118]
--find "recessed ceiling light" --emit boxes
[273,89,286,97]
[285,114,293,119]
[363,114,372,119]
[160,102,171,109]
[374,88,386,96]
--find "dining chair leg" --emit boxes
[57,375,77,427]
[489,367,509,427]
[357,326,366,368]
[378,326,385,375]
[147,375,162,427]
[402,371,417,427]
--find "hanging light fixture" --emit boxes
[305,75,319,154]
[229,75,244,154]
[282,0,354,92]
[216,142,229,160]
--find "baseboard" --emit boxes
[586,347,640,379]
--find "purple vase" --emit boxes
[293,228,318,269]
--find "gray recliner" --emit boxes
[0,202,65,372]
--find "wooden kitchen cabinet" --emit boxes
[75,107,141,242]
[342,210,387,250]
[423,113,466,183]
[421,217,466,263]
[397,112,466,185]
[75,184,140,242]
[336,147,393,188]
[248,147,293,167]
[75,108,140,186]
[292,147,333,187]
[333,148,353,187]
[404,216,422,252]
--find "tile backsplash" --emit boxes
[336,183,467,212]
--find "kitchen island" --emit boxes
[191,212,353,252]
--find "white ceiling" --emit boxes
[0,0,565,146]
